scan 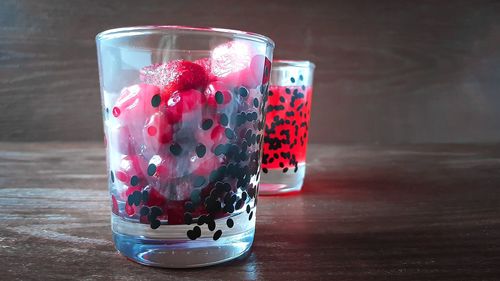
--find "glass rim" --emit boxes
[272,60,316,70]
[96,25,275,48]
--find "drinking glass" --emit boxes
[259,60,315,195]
[96,26,274,267]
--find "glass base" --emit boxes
[259,164,305,195]
[111,211,255,268]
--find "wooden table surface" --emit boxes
[1,142,500,280]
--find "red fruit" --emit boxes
[194,58,216,81]
[165,200,186,225]
[164,199,209,225]
[112,107,121,117]
[115,171,126,183]
[143,111,174,152]
[140,60,209,96]
[165,89,203,124]
[115,155,146,186]
[210,125,226,145]
[204,81,233,107]
[139,215,150,224]
[125,202,136,216]
[143,186,167,207]
[111,195,119,215]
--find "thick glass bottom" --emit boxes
[111,211,255,268]
[259,164,305,195]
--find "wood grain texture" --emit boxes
[1,0,500,143]
[1,142,500,280]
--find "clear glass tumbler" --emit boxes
[96,26,274,267]
[259,60,315,195]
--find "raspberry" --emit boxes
[165,200,186,225]
[143,186,167,207]
[193,57,216,81]
[140,60,209,97]
[165,89,203,124]
[210,125,226,146]
[125,202,136,217]
[111,195,119,215]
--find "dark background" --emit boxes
[1,0,500,144]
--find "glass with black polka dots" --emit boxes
[96,26,274,268]
[260,60,315,195]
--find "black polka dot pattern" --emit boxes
[169,143,182,156]
[261,79,312,175]
[107,60,272,243]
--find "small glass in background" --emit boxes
[260,60,315,195]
